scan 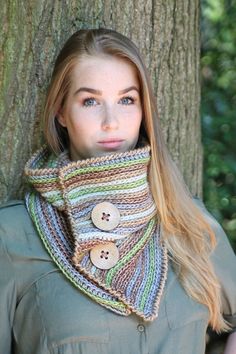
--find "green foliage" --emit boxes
[201,0,236,251]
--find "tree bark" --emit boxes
[0,0,202,202]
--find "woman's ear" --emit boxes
[57,111,67,128]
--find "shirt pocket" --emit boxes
[50,340,109,354]
[14,270,110,354]
[36,272,110,345]
[165,270,209,330]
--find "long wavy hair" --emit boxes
[43,28,229,331]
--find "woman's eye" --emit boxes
[83,98,97,107]
[119,96,135,105]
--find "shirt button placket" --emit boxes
[137,323,149,354]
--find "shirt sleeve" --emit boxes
[194,198,236,332]
[210,219,236,332]
[0,213,17,353]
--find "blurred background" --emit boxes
[201,0,236,252]
[201,1,236,352]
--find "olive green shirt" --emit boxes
[0,200,235,354]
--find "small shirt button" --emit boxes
[90,242,119,269]
[137,324,145,333]
[91,202,120,231]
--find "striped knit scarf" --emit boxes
[25,145,168,321]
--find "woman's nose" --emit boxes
[101,106,119,131]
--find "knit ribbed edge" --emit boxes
[24,145,151,176]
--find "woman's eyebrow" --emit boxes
[74,86,139,96]
[74,87,102,96]
[118,86,139,94]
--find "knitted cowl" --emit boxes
[24,145,168,321]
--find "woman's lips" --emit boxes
[97,139,124,149]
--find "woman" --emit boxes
[0,28,235,354]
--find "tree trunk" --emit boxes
[0,0,202,202]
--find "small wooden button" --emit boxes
[90,242,119,269]
[91,202,120,231]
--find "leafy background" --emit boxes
[201,0,236,253]
[202,1,236,352]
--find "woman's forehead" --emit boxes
[70,55,140,92]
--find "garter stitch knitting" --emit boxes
[25,145,168,321]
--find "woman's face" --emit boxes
[58,55,143,160]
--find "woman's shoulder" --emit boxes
[0,199,28,218]
[0,199,50,262]
[0,199,55,280]
[0,200,34,240]
[192,196,229,244]
[0,199,27,213]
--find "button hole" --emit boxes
[101,212,110,221]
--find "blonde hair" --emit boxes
[43,28,229,331]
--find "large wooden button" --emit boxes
[90,242,119,269]
[91,202,120,231]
